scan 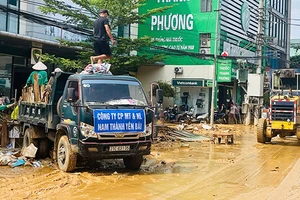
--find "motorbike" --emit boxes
[214,111,228,124]
[196,111,227,124]
[163,105,179,122]
[177,107,195,124]
[196,113,210,123]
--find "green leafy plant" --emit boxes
[152,81,176,98]
[39,0,172,74]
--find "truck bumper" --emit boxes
[78,140,151,159]
[271,121,295,130]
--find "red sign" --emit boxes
[221,51,228,57]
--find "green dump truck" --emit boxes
[19,72,162,172]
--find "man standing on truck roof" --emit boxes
[90,9,115,65]
[26,62,48,86]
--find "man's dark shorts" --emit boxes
[94,39,111,56]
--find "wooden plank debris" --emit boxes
[158,125,212,142]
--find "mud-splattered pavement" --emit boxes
[1,125,300,200]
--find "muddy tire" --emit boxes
[257,118,270,143]
[37,138,49,159]
[23,128,38,149]
[57,135,77,172]
[296,128,300,140]
[123,155,143,170]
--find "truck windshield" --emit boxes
[82,80,148,106]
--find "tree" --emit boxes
[290,55,300,68]
[290,45,300,68]
[152,81,176,98]
[40,0,171,74]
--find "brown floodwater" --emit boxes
[1,125,300,200]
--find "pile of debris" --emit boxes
[0,143,44,168]
[156,122,238,145]
[157,125,212,142]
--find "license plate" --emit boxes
[109,146,130,152]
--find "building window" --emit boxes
[9,0,17,6]
[201,0,212,12]
[8,13,18,33]
[0,12,6,31]
[117,25,130,38]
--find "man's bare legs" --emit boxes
[90,55,111,65]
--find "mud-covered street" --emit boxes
[1,125,300,200]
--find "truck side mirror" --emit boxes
[156,89,163,104]
[67,88,75,102]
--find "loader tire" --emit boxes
[296,128,300,140]
[257,118,270,143]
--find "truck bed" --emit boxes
[18,72,71,130]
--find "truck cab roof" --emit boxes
[67,73,140,83]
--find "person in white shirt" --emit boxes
[229,104,238,124]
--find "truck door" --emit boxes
[61,80,79,125]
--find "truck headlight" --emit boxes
[141,123,152,137]
[80,122,97,138]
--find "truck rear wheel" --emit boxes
[23,128,38,149]
[37,139,49,159]
[123,155,143,170]
[257,118,270,143]
[57,135,77,172]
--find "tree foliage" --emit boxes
[40,0,172,74]
[290,55,300,68]
[152,81,176,98]
[290,45,300,68]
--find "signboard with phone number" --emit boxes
[93,109,146,133]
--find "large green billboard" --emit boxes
[138,0,217,65]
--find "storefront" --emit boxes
[0,32,78,99]
[172,79,212,116]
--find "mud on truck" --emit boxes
[257,68,300,143]
[19,71,163,172]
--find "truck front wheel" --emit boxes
[123,155,143,170]
[57,135,77,172]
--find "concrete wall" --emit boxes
[137,65,213,92]
[137,65,213,110]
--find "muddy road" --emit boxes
[1,125,300,200]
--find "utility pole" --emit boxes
[210,2,220,126]
[245,0,264,126]
[254,0,264,125]
[256,0,264,75]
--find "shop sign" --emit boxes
[172,79,203,87]
[204,80,213,87]
[31,48,42,64]
[217,60,232,82]
[138,0,217,65]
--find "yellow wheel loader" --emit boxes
[257,95,300,143]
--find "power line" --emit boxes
[0,2,296,68]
